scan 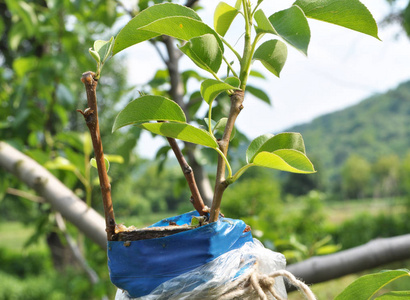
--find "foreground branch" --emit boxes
[166,137,206,215]
[210,90,245,222]
[287,234,410,287]
[79,71,115,241]
[0,141,106,249]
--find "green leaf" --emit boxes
[258,132,306,154]
[294,0,380,40]
[12,56,37,78]
[44,157,77,172]
[246,133,274,163]
[249,70,266,79]
[248,132,307,163]
[214,2,239,37]
[89,48,100,63]
[246,85,271,105]
[253,39,288,77]
[376,291,410,299]
[200,79,240,104]
[141,17,223,49]
[254,9,276,35]
[155,146,171,159]
[234,0,242,10]
[93,36,115,63]
[224,76,241,88]
[253,150,316,173]
[112,95,186,132]
[268,6,311,55]
[139,122,218,148]
[335,269,410,300]
[5,0,37,36]
[113,3,223,54]
[104,154,124,164]
[90,157,110,172]
[214,117,236,141]
[179,34,223,74]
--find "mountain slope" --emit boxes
[289,81,410,179]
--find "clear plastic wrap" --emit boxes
[115,240,287,300]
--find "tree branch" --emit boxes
[78,71,115,241]
[166,137,207,215]
[286,234,410,288]
[209,90,245,222]
[0,141,107,249]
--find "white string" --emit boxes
[219,266,316,300]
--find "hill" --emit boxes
[289,80,410,181]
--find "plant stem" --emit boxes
[166,137,207,215]
[227,163,254,184]
[78,71,116,241]
[239,0,253,90]
[209,90,245,222]
[220,35,242,62]
[222,55,239,78]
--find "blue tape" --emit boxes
[108,211,253,298]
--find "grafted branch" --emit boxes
[210,90,245,222]
[78,71,115,241]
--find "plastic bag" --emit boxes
[109,211,286,299]
[115,240,287,299]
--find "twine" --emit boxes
[219,262,316,300]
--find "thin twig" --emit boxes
[6,187,45,203]
[166,137,207,215]
[55,213,100,285]
[78,71,116,241]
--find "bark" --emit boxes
[0,141,107,250]
[79,71,116,240]
[286,234,410,286]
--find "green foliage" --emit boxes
[112,95,187,132]
[111,0,378,191]
[214,2,240,37]
[221,175,282,219]
[333,211,410,250]
[341,154,372,199]
[335,269,410,300]
[295,0,380,40]
[252,39,287,77]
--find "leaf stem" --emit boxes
[227,163,254,184]
[222,55,239,78]
[215,148,232,179]
[220,35,242,62]
[78,71,115,241]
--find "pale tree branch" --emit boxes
[0,141,107,250]
[286,234,410,289]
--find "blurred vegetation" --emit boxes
[1,0,410,298]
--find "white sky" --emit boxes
[124,0,410,158]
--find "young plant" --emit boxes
[88,0,379,226]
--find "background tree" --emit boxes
[341,154,371,199]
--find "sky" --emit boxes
[124,0,410,158]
